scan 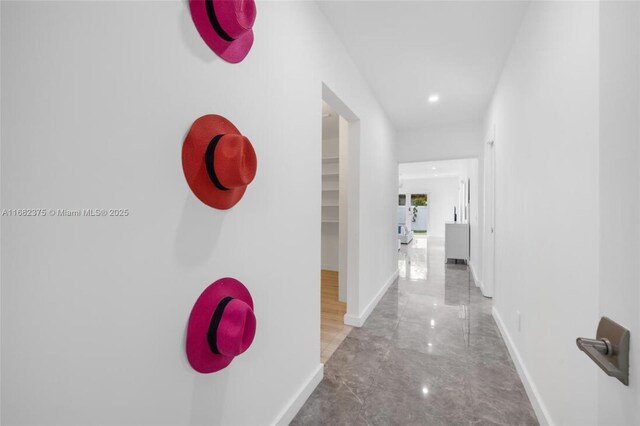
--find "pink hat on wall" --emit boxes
[186,278,256,373]
[189,0,257,63]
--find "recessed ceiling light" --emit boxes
[431,167,436,170]
[434,174,438,177]
[428,94,439,103]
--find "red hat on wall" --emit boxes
[189,0,257,63]
[182,114,257,210]
[186,278,256,374]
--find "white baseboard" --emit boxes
[478,279,486,295]
[344,269,399,327]
[492,307,553,426]
[468,262,489,296]
[272,364,324,426]
[468,261,480,287]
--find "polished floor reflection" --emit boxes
[293,236,538,425]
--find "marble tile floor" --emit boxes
[292,236,538,426]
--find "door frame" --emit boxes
[322,83,361,321]
[482,136,496,297]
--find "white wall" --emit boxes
[400,177,458,238]
[468,158,482,284]
[454,158,482,283]
[484,2,600,424]
[356,112,398,317]
[0,1,398,425]
[397,121,483,163]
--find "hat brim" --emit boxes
[189,0,254,64]
[182,115,248,210]
[186,277,254,374]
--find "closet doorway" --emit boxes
[320,100,351,363]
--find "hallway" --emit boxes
[293,236,537,425]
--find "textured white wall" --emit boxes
[0,1,397,424]
[484,2,600,424]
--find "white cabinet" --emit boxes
[445,223,469,261]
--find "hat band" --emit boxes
[204,134,230,191]
[207,296,234,354]
[205,0,236,42]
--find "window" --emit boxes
[411,194,427,206]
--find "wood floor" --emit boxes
[321,270,352,363]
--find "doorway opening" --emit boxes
[398,158,480,281]
[319,84,360,363]
[320,100,348,362]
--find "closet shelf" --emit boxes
[322,157,339,164]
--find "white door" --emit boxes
[482,139,495,297]
[596,3,639,424]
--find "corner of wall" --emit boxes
[272,364,324,426]
[344,268,399,327]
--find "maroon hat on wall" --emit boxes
[189,0,257,63]
[186,278,256,373]
[182,114,257,210]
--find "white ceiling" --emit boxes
[318,1,529,130]
[399,159,470,182]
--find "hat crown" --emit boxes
[216,299,256,357]
[234,0,256,29]
[215,0,256,39]
[213,134,257,189]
